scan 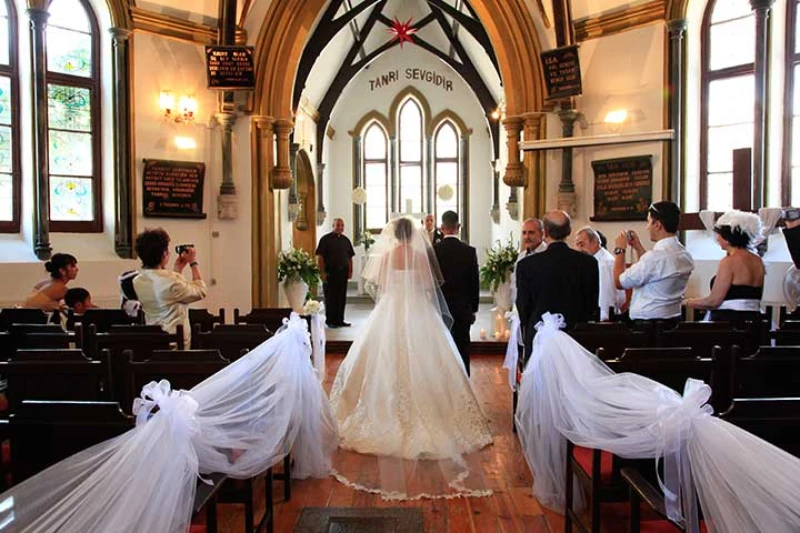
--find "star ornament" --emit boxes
[387,17,417,48]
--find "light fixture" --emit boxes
[160,91,197,124]
[490,109,501,120]
[604,109,628,133]
[174,136,197,149]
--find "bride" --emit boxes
[329,216,492,499]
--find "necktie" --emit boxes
[526,249,532,256]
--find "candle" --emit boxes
[493,331,499,339]
[479,328,487,340]
[503,329,511,341]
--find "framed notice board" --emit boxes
[205,46,255,90]
[591,156,652,222]
[540,45,582,99]
[142,159,207,219]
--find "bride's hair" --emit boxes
[394,217,414,242]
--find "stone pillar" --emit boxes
[288,141,300,222]
[750,0,775,210]
[28,6,51,260]
[316,161,327,226]
[425,135,434,213]
[522,112,546,219]
[490,159,500,224]
[271,118,293,189]
[503,116,524,220]
[216,111,238,220]
[110,27,133,258]
[389,135,398,210]
[557,108,580,217]
[352,134,363,243]
[460,133,470,242]
[251,116,278,307]
[666,18,687,205]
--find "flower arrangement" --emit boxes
[357,232,376,251]
[480,236,519,292]
[277,247,321,288]
[302,299,323,315]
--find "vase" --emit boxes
[282,280,309,313]
[492,276,512,337]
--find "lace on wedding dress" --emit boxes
[330,217,493,500]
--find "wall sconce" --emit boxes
[174,136,197,150]
[160,91,197,124]
[604,109,628,133]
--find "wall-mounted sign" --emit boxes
[368,68,454,91]
[541,45,582,99]
[142,159,207,219]
[205,46,255,90]
[591,156,652,222]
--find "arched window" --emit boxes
[363,122,389,230]
[46,0,101,232]
[0,0,20,232]
[433,120,459,220]
[398,98,423,214]
[700,0,755,211]
[785,0,800,205]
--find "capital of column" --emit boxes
[272,118,294,135]
[667,18,688,36]
[558,109,581,137]
[271,118,294,190]
[26,6,49,25]
[522,112,545,139]
[109,27,132,41]
[749,0,775,11]
[252,115,274,134]
[502,115,525,188]
[215,111,237,132]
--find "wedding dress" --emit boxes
[329,217,492,500]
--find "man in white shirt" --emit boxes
[423,214,444,245]
[613,201,694,327]
[510,218,546,306]
[576,226,626,321]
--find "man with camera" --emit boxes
[133,228,208,346]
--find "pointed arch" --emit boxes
[349,110,392,138]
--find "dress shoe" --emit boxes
[339,321,352,327]
[326,322,340,329]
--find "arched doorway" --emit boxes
[292,149,317,256]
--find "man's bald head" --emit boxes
[543,210,571,242]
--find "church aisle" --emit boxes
[215,354,554,532]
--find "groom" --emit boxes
[435,210,480,376]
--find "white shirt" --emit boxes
[133,269,208,346]
[594,247,626,321]
[619,236,694,320]
[511,241,547,308]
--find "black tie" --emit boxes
[526,249,532,256]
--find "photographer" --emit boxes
[133,228,207,346]
[784,209,800,268]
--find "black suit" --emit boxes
[785,225,800,269]
[435,237,480,375]
[516,241,599,359]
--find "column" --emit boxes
[251,116,278,307]
[288,141,300,222]
[557,108,580,217]
[110,27,133,258]
[389,135,397,211]
[426,135,433,214]
[316,161,327,226]
[750,0,775,210]
[352,135,363,243]
[666,18,688,205]
[522,112,546,219]
[460,133,470,242]
[490,159,500,224]
[216,111,238,220]
[271,119,293,189]
[28,6,51,260]
[502,116,524,221]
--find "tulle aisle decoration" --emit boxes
[515,312,800,533]
[0,314,338,533]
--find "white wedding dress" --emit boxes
[329,218,492,500]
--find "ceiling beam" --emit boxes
[426,0,498,73]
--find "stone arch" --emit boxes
[388,86,433,132]
[349,110,393,138]
[428,109,473,137]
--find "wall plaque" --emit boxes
[205,46,255,90]
[541,45,582,99]
[142,159,207,219]
[591,156,652,222]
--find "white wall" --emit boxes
[323,47,495,262]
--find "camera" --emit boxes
[626,231,635,241]
[783,208,800,222]
[174,243,194,255]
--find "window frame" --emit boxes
[46,0,102,233]
[783,0,800,206]
[432,119,460,223]
[397,97,424,215]
[0,0,21,233]
[699,0,756,210]
[362,121,390,232]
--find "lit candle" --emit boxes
[493,331,499,339]
[503,329,511,341]
[479,328,487,340]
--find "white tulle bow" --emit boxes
[535,312,566,332]
[654,379,713,532]
[132,379,200,434]
[503,312,522,390]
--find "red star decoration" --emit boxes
[387,17,417,48]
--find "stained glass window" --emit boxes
[434,121,459,221]
[0,0,18,231]
[398,99,423,214]
[46,0,100,231]
[363,123,389,230]
[700,0,755,210]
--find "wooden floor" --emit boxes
[215,353,565,533]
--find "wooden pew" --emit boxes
[570,322,651,361]
[0,309,50,331]
[733,346,800,399]
[233,308,291,334]
[0,349,105,412]
[189,308,226,335]
[67,308,143,332]
[193,325,272,363]
[8,324,74,353]
[772,320,800,346]
[658,320,758,358]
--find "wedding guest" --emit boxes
[784,214,800,268]
[596,229,608,249]
[316,218,355,328]
[614,201,694,329]
[576,226,626,321]
[64,287,96,315]
[133,228,207,346]
[686,210,764,321]
[23,253,79,311]
[510,218,546,306]
[423,214,444,245]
